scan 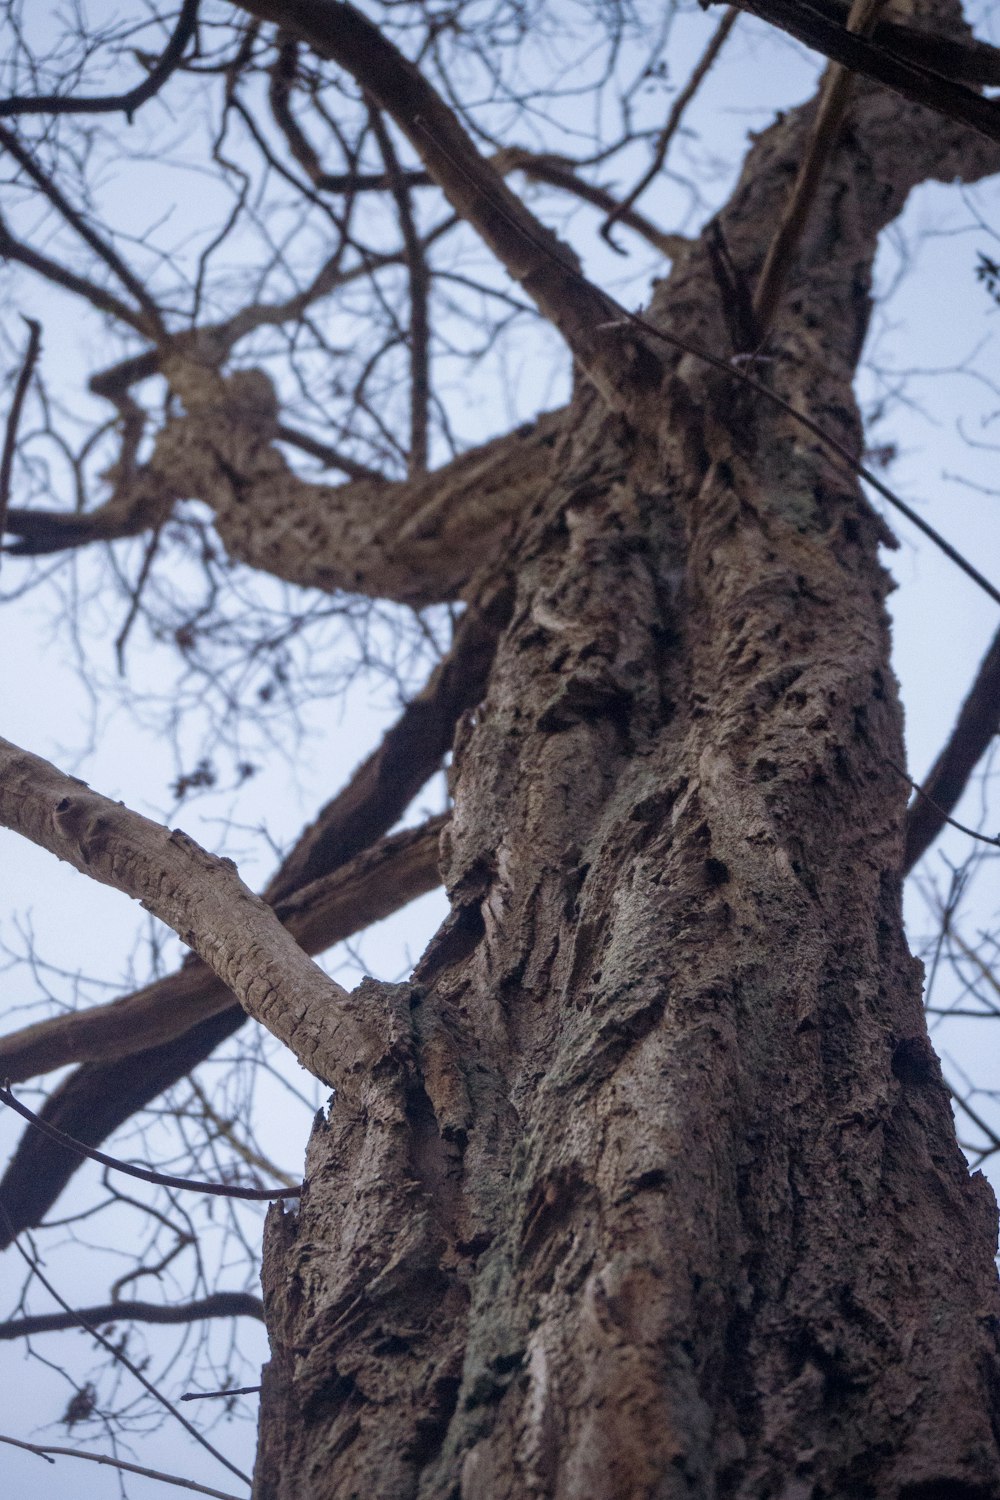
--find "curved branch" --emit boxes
[0,590,508,1237]
[0,815,445,1083]
[0,1085,301,1199]
[0,0,200,121]
[0,1291,264,1341]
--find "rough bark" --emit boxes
[252,26,1000,1500]
[4,367,563,607]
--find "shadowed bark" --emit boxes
[250,11,1000,1496]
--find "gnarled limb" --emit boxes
[6,373,561,606]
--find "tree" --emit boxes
[2,0,1000,1495]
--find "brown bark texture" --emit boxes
[250,24,1000,1500]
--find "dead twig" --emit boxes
[0,315,40,570]
[601,7,739,249]
[0,1086,302,1199]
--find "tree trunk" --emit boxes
[253,34,1000,1500]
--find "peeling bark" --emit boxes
[252,35,1000,1500]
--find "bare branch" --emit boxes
[0,735,378,1089]
[0,1435,242,1500]
[266,581,512,901]
[0,1010,256,1248]
[0,213,149,333]
[0,1291,265,1341]
[0,0,200,120]
[6,384,562,606]
[904,624,1000,873]
[500,150,689,259]
[274,421,384,481]
[0,1205,252,1488]
[0,585,508,1237]
[714,0,1000,144]
[0,315,40,571]
[0,122,165,333]
[0,815,445,1082]
[234,0,662,410]
[0,1086,301,1199]
[601,7,739,248]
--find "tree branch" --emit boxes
[714,0,1000,144]
[6,378,562,606]
[0,213,151,333]
[601,7,739,247]
[233,0,662,409]
[0,123,165,333]
[0,0,201,121]
[0,1292,265,1341]
[903,623,1000,873]
[0,815,444,1083]
[0,736,378,1089]
[0,589,508,1237]
[0,1085,301,1199]
[0,315,40,571]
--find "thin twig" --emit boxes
[0,1432,243,1499]
[601,8,739,248]
[115,524,163,675]
[0,0,200,121]
[0,1085,302,1199]
[0,315,40,570]
[181,1385,262,1403]
[0,1201,253,1488]
[0,122,166,332]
